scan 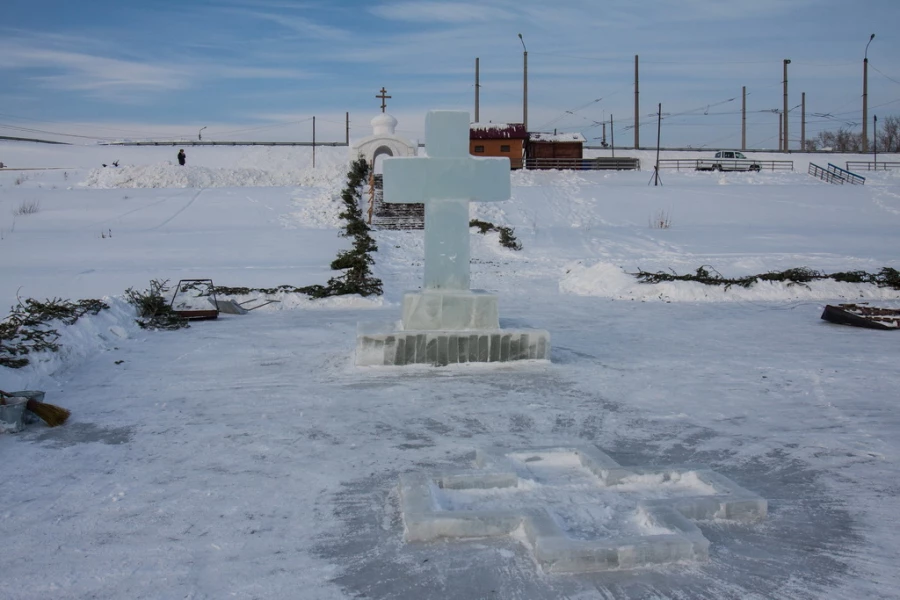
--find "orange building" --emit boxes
[469,123,527,169]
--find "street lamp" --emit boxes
[863,33,875,151]
[198,126,207,141]
[783,59,791,152]
[518,33,527,132]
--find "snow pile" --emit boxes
[80,161,347,189]
[1,290,385,392]
[559,261,900,303]
[1,297,140,392]
[280,189,348,230]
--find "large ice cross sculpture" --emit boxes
[383,111,511,291]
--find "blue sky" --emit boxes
[1,0,898,148]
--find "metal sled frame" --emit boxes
[170,279,219,320]
[213,298,280,315]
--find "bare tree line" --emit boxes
[803,116,900,153]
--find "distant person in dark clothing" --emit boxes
[177,149,186,166]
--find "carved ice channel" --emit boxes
[434,451,718,541]
[399,446,767,573]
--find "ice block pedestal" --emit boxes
[357,322,550,367]
[356,110,550,366]
[401,289,498,331]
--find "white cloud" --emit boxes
[371,1,515,23]
[212,66,313,80]
[0,33,315,103]
[231,10,352,40]
[665,0,822,21]
[0,36,192,96]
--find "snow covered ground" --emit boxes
[1,141,899,599]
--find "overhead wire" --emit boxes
[0,123,124,141]
[0,112,186,137]
[869,63,900,88]
[212,117,313,136]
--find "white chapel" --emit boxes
[350,88,417,172]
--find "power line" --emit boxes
[0,123,120,141]
[529,52,836,67]
[0,112,186,137]
[212,117,314,136]
[534,82,634,131]
[869,64,900,88]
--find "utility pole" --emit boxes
[518,34,528,131]
[634,55,640,149]
[475,57,480,123]
[801,93,806,150]
[652,103,662,186]
[312,116,316,168]
[610,115,615,158]
[863,34,875,152]
[602,122,607,147]
[741,86,747,150]
[783,59,791,152]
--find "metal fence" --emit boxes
[524,157,641,171]
[0,167,73,171]
[845,161,900,171]
[657,159,793,172]
[102,140,348,147]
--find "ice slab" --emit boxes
[401,289,499,331]
[356,322,550,366]
[399,446,767,573]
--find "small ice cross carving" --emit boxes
[399,446,768,573]
[383,111,511,291]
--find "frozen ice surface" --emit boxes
[399,446,766,573]
[4,142,897,597]
[382,111,510,291]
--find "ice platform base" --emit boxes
[356,323,550,366]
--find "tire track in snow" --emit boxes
[150,188,205,230]
[870,184,900,216]
[81,190,192,230]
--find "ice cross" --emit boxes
[383,111,511,291]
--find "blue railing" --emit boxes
[809,163,866,185]
[827,163,865,185]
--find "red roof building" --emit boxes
[469,123,527,169]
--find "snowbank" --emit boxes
[559,261,900,303]
[80,161,346,189]
[0,297,141,392]
[217,290,386,311]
